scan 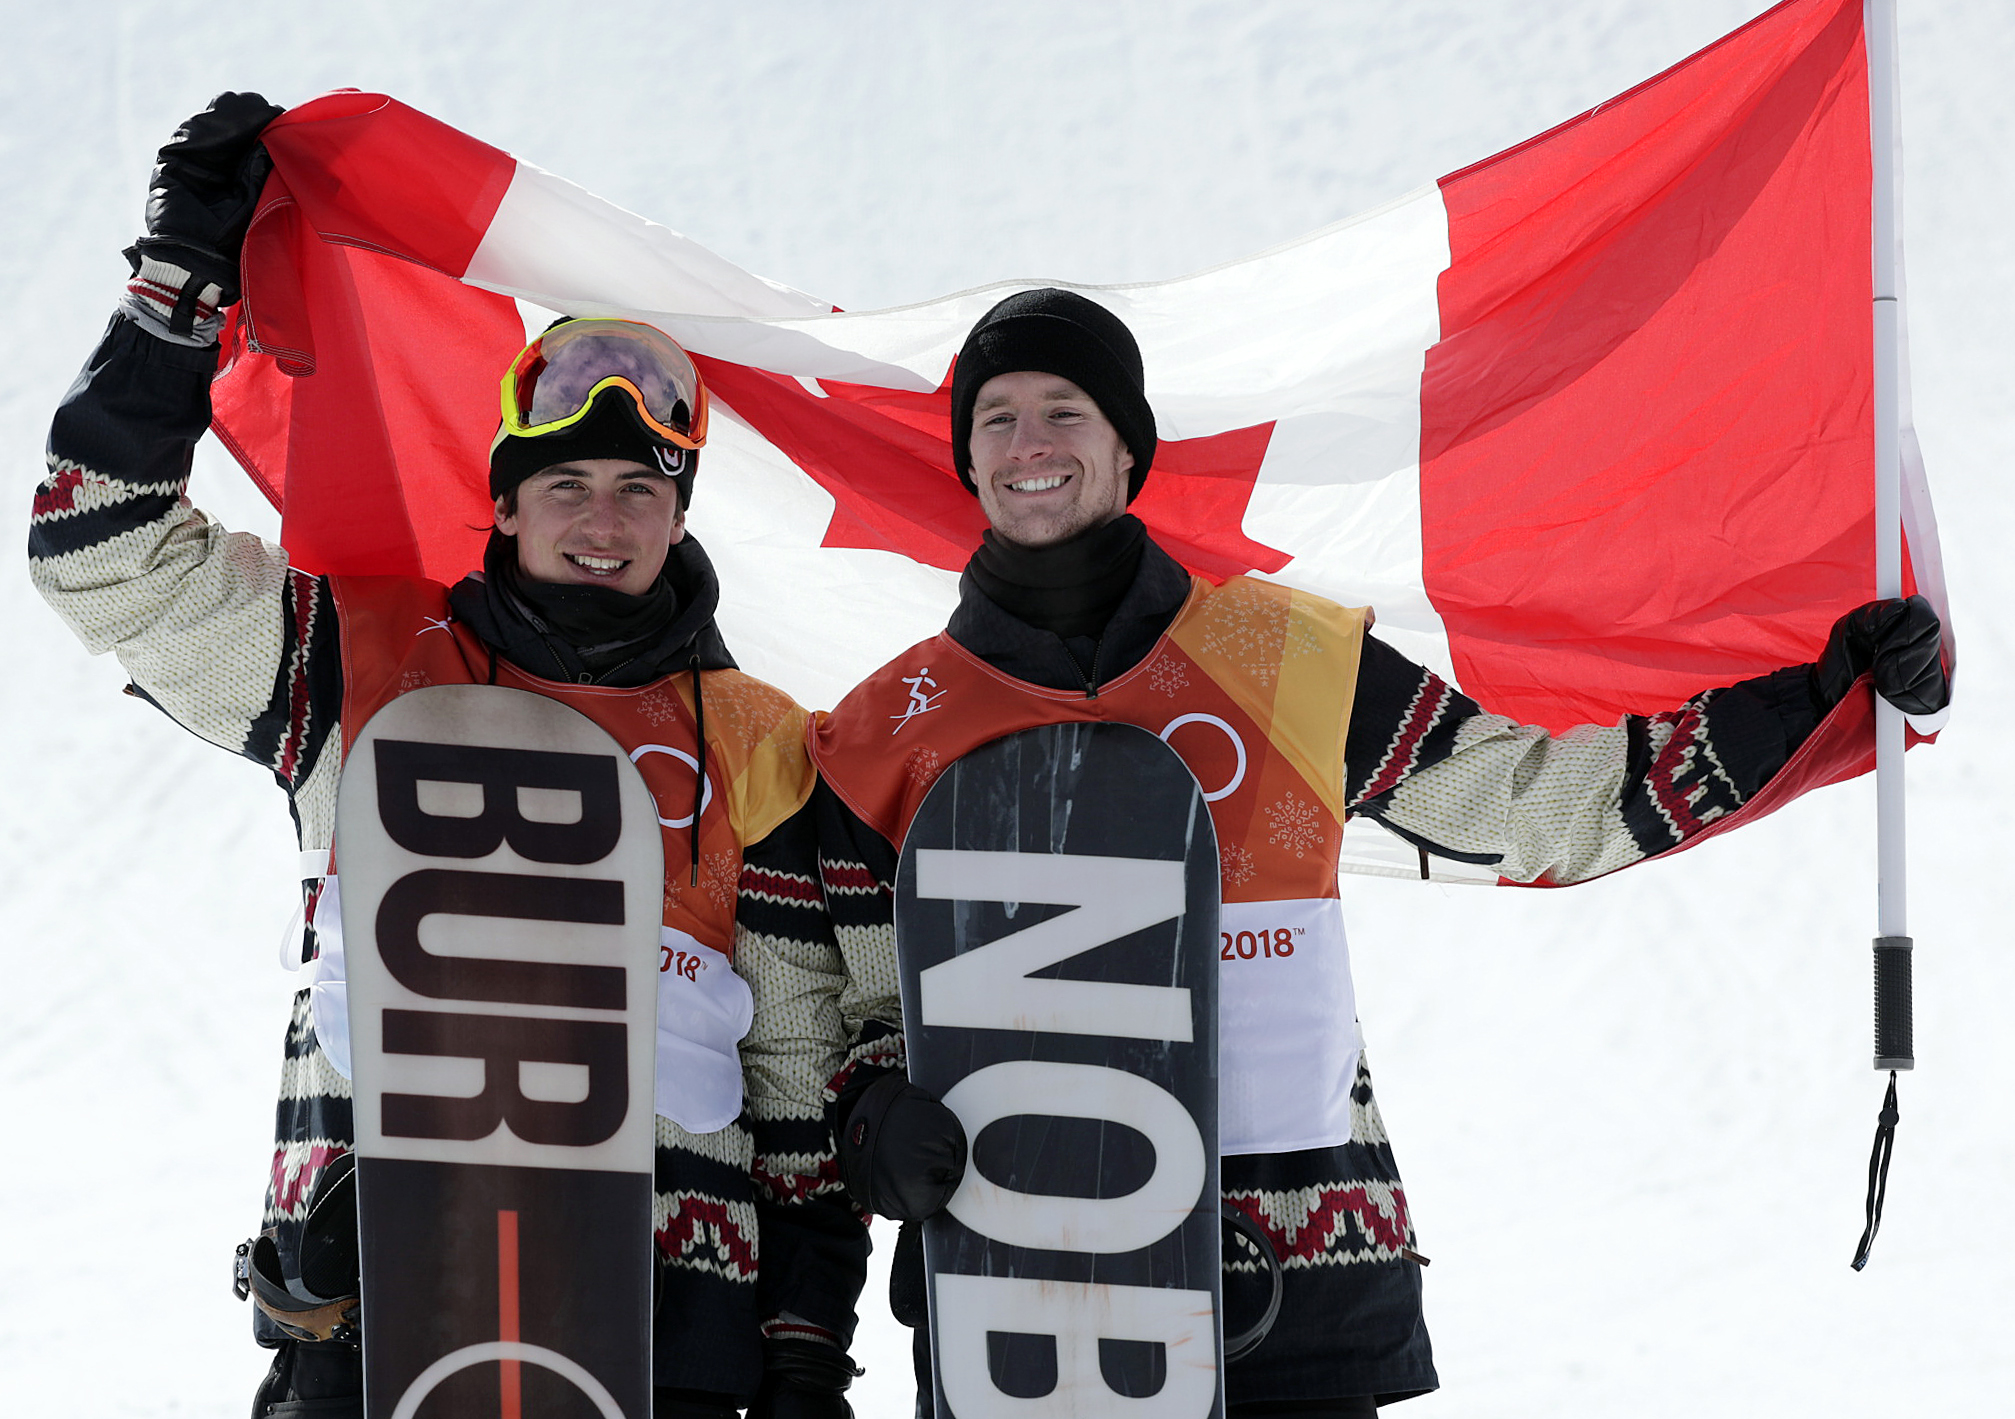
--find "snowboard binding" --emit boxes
[1220,1202,1285,1363]
[233,1152,361,1344]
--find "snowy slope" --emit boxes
[3,2,2010,1415]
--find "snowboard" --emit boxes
[336,685,663,1419]
[895,722,1224,1419]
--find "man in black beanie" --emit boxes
[807,286,1947,1414]
[31,97,867,1419]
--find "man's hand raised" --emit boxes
[124,92,283,339]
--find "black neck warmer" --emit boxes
[966,515,1147,641]
[448,531,737,686]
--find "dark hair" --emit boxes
[489,387,697,509]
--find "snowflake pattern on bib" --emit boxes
[701,850,739,909]
[904,744,942,789]
[1197,579,1324,688]
[1148,656,1190,698]
[666,850,741,914]
[701,675,795,753]
[639,687,682,727]
[1267,789,1328,859]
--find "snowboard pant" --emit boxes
[252,1340,361,1418]
[891,1221,1408,1418]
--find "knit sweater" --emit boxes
[30,314,865,1396]
[808,530,1821,1406]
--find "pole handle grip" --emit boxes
[1874,935,1913,1070]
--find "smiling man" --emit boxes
[966,367,1135,545]
[497,458,683,591]
[805,287,1947,1415]
[31,97,865,1419]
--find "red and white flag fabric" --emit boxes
[212,0,1947,881]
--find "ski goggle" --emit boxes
[499,318,710,450]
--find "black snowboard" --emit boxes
[337,685,663,1419]
[896,722,1224,1419]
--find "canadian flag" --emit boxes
[213,0,1947,880]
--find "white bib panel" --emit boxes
[1217,897,1362,1156]
[651,926,754,1134]
[306,879,752,1133]
[308,877,351,1078]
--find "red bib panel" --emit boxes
[811,575,1369,908]
[812,575,1376,1156]
[333,576,813,957]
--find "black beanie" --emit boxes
[950,288,1156,501]
[488,380,699,509]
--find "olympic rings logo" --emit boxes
[628,743,716,829]
[1157,713,1247,802]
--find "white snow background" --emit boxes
[3,2,2010,1414]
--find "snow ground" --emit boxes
[2,1,2010,1414]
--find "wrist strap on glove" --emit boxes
[763,1336,863,1393]
[121,245,227,345]
[746,1335,863,1419]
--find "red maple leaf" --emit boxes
[696,358,1289,582]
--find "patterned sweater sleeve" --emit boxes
[810,779,909,1096]
[1343,632,1821,885]
[735,798,871,1343]
[30,314,343,802]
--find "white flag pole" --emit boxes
[1867,0,1910,1058]
[1854,0,1910,1271]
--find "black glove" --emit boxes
[837,1072,967,1221]
[1811,594,1949,716]
[888,1220,929,1327]
[745,1338,862,1419]
[124,91,283,335]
